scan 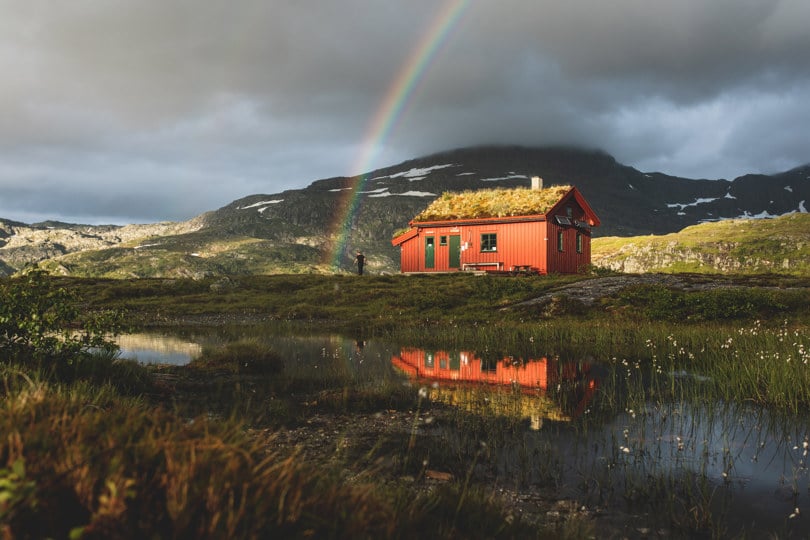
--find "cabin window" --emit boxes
[576,232,583,253]
[557,230,564,252]
[566,206,573,218]
[439,235,448,246]
[555,216,572,226]
[481,233,497,252]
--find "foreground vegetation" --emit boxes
[2,270,810,538]
[54,270,810,329]
[3,370,551,539]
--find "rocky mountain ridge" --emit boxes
[1,145,807,277]
[0,219,204,275]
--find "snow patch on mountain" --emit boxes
[368,190,436,198]
[666,197,719,210]
[700,201,808,222]
[481,174,529,182]
[373,164,456,182]
[399,191,436,197]
[239,200,283,209]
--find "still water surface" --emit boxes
[117,333,203,365]
[117,330,810,536]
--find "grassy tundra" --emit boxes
[1,270,809,538]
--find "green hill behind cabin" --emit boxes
[592,212,810,276]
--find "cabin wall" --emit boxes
[398,221,550,272]
[545,193,593,273]
[546,222,592,273]
[458,221,548,272]
[398,235,421,272]
[398,226,463,272]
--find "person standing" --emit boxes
[354,251,366,275]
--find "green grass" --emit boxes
[593,212,810,275]
[59,272,810,331]
[59,273,592,331]
[609,283,808,321]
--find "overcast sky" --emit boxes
[1,0,808,224]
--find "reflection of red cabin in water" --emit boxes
[391,347,598,419]
[391,181,600,274]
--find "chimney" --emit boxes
[531,176,543,190]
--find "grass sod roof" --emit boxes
[413,185,573,222]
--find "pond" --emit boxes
[114,328,397,377]
[116,333,203,365]
[393,346,810,536]
[116,330,810,536]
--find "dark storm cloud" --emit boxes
[391,0,810,178]
[0,0,808,223]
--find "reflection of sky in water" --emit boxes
[116,333,202,365]
[113,332,397,372]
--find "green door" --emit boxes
[448,235,461,268]
[425,236,435,269]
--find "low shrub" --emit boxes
[50,351,155,396]
[0,269,123,366]
[612,284,807,321]
[190,340,283,375]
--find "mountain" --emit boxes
[1,145,808,277]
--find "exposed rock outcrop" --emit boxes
[0,219,203,276]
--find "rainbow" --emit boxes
[327,0,471,270]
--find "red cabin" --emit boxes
[391,182,600,274]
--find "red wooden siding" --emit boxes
[398,232,421,271]
[416,227,462,272]
[547,223,591,273]
[457,220,548,272]
[547,192,593,273]
[395,219,550,273]
[391,186,599,274]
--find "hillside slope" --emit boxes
[0,219,204,276]
[592,213,810,275]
